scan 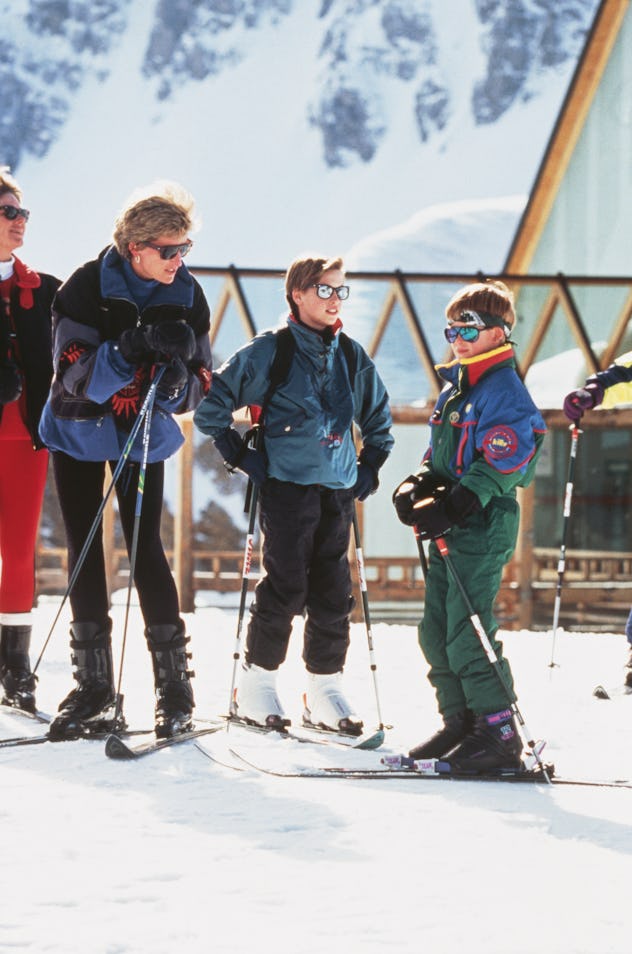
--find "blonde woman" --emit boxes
[39,182,212,740]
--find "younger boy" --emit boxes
[393,281,546,772]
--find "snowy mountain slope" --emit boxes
[4,0,599,278]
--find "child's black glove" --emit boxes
[392,467,449,526]
[353,446,390,501]
[214,427,267,487]
[412,483,481,540]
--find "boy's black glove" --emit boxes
[0,361,22,404]
[118,321,196,364]
[412,483,481,541]
[392,467,450,526]
[353,445,390,501]
[214,427,267,487]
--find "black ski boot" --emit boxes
[48,620,122,741]
[0,624,37,714]
[146,621,194,739]
[443,708,523,774]
[625,648,632,688]
[408,709,474,760]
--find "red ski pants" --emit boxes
[0,440,48,613]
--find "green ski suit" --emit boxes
[420,344,547,716]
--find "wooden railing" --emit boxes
[33,544,521,625]
[529,548,632,630]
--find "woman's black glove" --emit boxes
[392,467,450,526]
[118,320,196,364]
[157,357,189,400]
[0,362,22,404]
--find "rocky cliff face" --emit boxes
[472,0,597,123]
[2,0,598,172]
[1,0,128,168]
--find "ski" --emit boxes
[0,703,51,724]
[593,683,632,700]
[223,750,632,789]
[0,726,153,750]
[0,733,49,749]
[104,722,226,760]
[194,742,249,771]
[221,714,384,750]
[294,722,385,750]
[228,750,554,782]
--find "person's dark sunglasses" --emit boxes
[144,241,192,260]
[444,326,482,343]
[311,283,350,301]
[0,205,30,221]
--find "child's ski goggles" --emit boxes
[444,326,482,343]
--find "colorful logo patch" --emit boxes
[321,432,343,449]
[482,426,518,460]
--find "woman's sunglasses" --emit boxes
[311,283,350,301]
[144,241,192,260]
[0,205,30,221]
[444,326,483,343]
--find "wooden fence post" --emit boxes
[174,417,195,612]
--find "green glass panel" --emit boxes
[535,427,632,552]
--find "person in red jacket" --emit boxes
[0,167,60,713]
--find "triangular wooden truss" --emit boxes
[197,265,632,396]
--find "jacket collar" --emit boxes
[436,343,516,390]
[287,314,344,355]
[99,245,194,309]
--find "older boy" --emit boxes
[194,254,393,733]
[393,281,546,772]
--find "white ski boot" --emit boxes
[303,672,363,736]
[235,663,290,729]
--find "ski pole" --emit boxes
[420,529,551,782]
[549,423,581,668]
[417,536,429,580]
[32,366,167,675]
[226,423,263,721]
[112,369,161,726]
[352,507,385,731]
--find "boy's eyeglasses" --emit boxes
[144,241,192,260]
[0,205,30,221]
[311,283,350,301]
[444,326,483,343]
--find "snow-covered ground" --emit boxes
[2,599,632,954]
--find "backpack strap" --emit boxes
[252,326,356,425]
[260,326,296,418]
[338,331,357,389]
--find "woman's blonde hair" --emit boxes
[112,180,197,259]
[0,166,22,202]
[445,280,516,329]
